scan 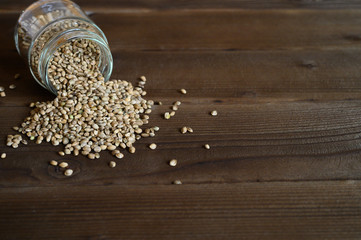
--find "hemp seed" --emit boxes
[109,161,116,168]
[64,169,73,176]
[1,153,6,159]
[169,159,177,167]
[180,89,187,94]
[59,162,68,168]
[181,126,187,134]
[50,160,58,166]
[204,144,210,149]
[173,180,182,185]
[164,112,171,119]
[149,143,157,150]
[211,110,218,116]
[9,84,16,90]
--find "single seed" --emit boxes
[109,161,116,168]
[0,92,5,97]
[187,127,193,133]
[140,76,146,82]
[181,126,187,134]
[14,73,20,79]
[164,112,170,119]
[1,153,6,159]
[59,162,68,168]
[211,110,218,116]
[129,146,136,154]
[50,160,58,166]
[58,151,65,156]
[115,152,124,159]
[107,145,116,151]
[173,180,182,185]
[169,159,177,167]
[149,143,157,150]
[64,169,73,176]
[204,144,210,149]
[180,89,187,94]
[156,101,163,105]
[174,101,181,106]
[170,111,175,116]
[0,86,4,92]
[9,84,16,90]
[172,105,178,111]
[153,126,160,131]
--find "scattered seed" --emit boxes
[169,159,177,167]
[12,38,154,165]
[149,143,157,150]
[59,162,68,168]
[153,126,160,131]
[14,73,20,79]
[170,111,176,116]
[174,101,181,106]
[140,76,146,82]
[187,127,193,133]
[0,92,5,97]
[109,161,116,168]
[172,105,178,111]
[0,86,4,92]
[129,146,136,154]
[180,89,187,94]
[156,101,163,105]
[164,112,170,119]
[173,180,182,185]
[181,126,187,134]
[50,160,58,166]
[211,110,218,116]
[1,153,6,159]
[204,144,210,149]
[9,84,16,90]
[115,152,124,159]
[64,169,73,176]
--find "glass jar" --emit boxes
[14,0,113,95]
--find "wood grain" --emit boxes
[3,0,361,12]
[1,181,361,240]
[1,1,361,239]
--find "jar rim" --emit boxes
[26,17,109,91]
[38,28,113,95]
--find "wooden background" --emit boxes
[1,0,361,239]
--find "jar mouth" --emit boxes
[24,17,109,91]
[38,29,113,95]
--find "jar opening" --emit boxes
[38,29,113,95]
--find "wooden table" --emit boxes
[1,1,361,239]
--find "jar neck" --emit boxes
[38,29,113,95]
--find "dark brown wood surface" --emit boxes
[1,1,361,239]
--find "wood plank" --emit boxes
[3,0,361,13]
[4,10,361,51]
[2,99,361,186]
[3,49,361,104]
[0,181,360,239]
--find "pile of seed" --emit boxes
[11,39,153,160]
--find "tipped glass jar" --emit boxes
[14,0,113,95]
